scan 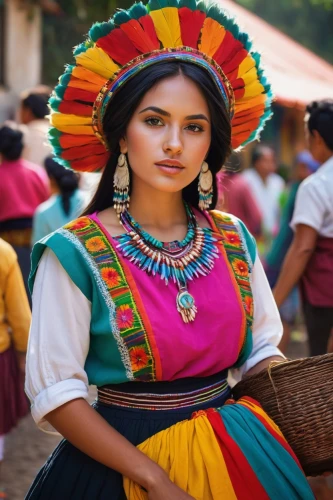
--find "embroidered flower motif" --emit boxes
[129,346,149,372]
[244,295,254,316]
[85,236,107,253]
[232,258,248,277]
[225,231,241,247]
[116,304,134,330]
[101,267,122,288]
[65,218,90,231]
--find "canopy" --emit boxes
[221,0,333,108]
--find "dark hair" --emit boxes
[44,156,79,215]
[22,92,49,119]
[0,125,24,161]
[83,61,231,215]
[251,144,274,166]
[306,99,333,151]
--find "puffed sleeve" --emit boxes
[25,248,91,434]
[229,253,285,385]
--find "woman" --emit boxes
[32,156,87,244]
[0,239,31,499]
[0,124,50,299]
[25,1,314,499]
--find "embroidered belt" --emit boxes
[97,379,230,411]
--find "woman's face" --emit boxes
[119,74,211,195]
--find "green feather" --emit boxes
[128,2,148,20]
[54,84,67,100]
[48,96,61,113]
[196,0,208,13]
[89,21,114,42]
[73,39,94,56]
[114,10,131,26]
[148,0,179,12]
[47,128,61,151]
[178,0,197,10]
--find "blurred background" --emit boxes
[0,1,333,498]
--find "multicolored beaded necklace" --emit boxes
[116,204,219,323]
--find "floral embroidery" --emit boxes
[64,216,158,382]
[65,218,90,231]
[244,295,254,317]
[85,236,108,253]
[232,258,248,277]
[101,267,122,288]
[117,304,134,330]
[224,231,241,247]
[130,346,149,372]
[209,211,254,365]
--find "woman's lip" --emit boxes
[155,164,184,175]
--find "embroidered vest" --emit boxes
[30,211,255,385]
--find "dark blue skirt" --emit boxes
[26,374,230,499]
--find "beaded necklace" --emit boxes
[116,205,219,323]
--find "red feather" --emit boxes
[223,49,248,75]
[139,15,160,49]
[62,143,106,160]
[64,87,97,103]
[70,152,109,172]
[179,7,206,49]
[59,135,99,149]
[97,29,140,66]
[59,101,92,116]
[213,31,243,67]
[233,88,246,100]
[121,18,159,53]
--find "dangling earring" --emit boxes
[113,152,130,215]
[198,161,213,210]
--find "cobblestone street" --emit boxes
[3,341,333,499]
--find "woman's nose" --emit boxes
[163,126,183,155]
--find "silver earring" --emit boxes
[113,153,130,215]
[198,161,213,210]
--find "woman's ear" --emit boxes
[119,137,128,154]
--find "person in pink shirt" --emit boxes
[0,124,50,300]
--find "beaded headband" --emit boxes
[49,0,273,173]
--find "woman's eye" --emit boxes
[186,124,204,132]
[145,117,163,127]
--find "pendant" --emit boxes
[176,289,197,323]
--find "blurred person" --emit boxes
[32,157,87,244]
[216,154,262,238]
[274,99,333,356]
[0,239,31,499]
[266,151,320,353]
[242,145,285,257]
[0,124,50,299]
[19,86,52,166]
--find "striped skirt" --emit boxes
[26,372,314,499]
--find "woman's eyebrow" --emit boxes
[139,106,209,122]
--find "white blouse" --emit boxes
[25,248,284,433]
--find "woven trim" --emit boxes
[59,227,134,381]
[208,211,254,361]
[63,218,158,382]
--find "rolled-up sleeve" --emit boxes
[25,248,91,433]
[229,256,285,384]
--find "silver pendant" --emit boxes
[176,289,197,323]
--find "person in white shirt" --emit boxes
[274,99,333,356]
[19,87,52,167]
[242,145,285,258]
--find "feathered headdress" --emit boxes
[49,0,273,172]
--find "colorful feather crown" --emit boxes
[49,0,273,173]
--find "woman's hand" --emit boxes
[147,470,195,499]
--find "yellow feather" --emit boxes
[240,67,257,86]
[72,66,107,87]
[244,80,265,98]
[75,47,120,80]
[50,113,92,127]
[237,56,255,79]
[51,125,95,135]
[199,19,226,57]
[150,7,182,48]
[235,94,266,112]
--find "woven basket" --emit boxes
[232,354,333,476]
